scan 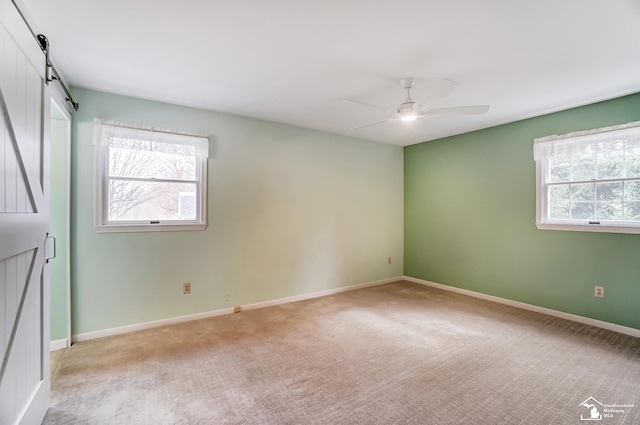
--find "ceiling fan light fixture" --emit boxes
[349,77,490,131]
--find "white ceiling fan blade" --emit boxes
[342,99,392,112]
[351,119,397,130]
[423,105,490,116]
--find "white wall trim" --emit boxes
[404,276,640,338]
[50,338,68,351]
[241,277,400,311]
[72,307,235,343]
[72,276,403,343]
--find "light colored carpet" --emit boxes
[44,281,640,424]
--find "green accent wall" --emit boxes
[405,93,640,330]
[68,88,404,336]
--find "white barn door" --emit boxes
[0,1,51,424]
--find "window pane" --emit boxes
[624,181,640,201]
[549,156,571,183]
[624,139,640,177]
[572,160,596,181]
[549,165,571,183]
[625,158,640,178]
[595,182,622,202]
[596,161,623,180]
[571,202,594,220]
[624,201,640,222]
[108,180,197,221]
[571,183,594,202]
[110,145,196,180]
[549,184,569,200]
[547,185,569,220]
[595,202,623,221]
[549,200,570,220]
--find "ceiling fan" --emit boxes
[345,78,490,130]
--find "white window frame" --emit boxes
[93,119,209,233]
[534,120,640,235]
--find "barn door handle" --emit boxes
[46,234,56,263]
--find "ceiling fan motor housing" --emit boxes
[397,78,417,115]
[396,100,416,114]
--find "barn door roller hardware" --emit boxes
[36,34,79,111]
[10,1,79,111]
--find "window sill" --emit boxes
[95,223,206,233]
[536,222,640,235]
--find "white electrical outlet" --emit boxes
[183,282,191,294]
[594,286,604,298]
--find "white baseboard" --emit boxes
[72,306,236,343]
[50,338,68,351]
[404,276,640,339]
[241,276,401,311]
[72,276,403,343]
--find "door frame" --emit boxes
[50,95,72,350]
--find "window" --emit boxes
[93,119,209,232]
[534,120,640,234]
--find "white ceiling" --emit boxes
[19,0,640,146]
